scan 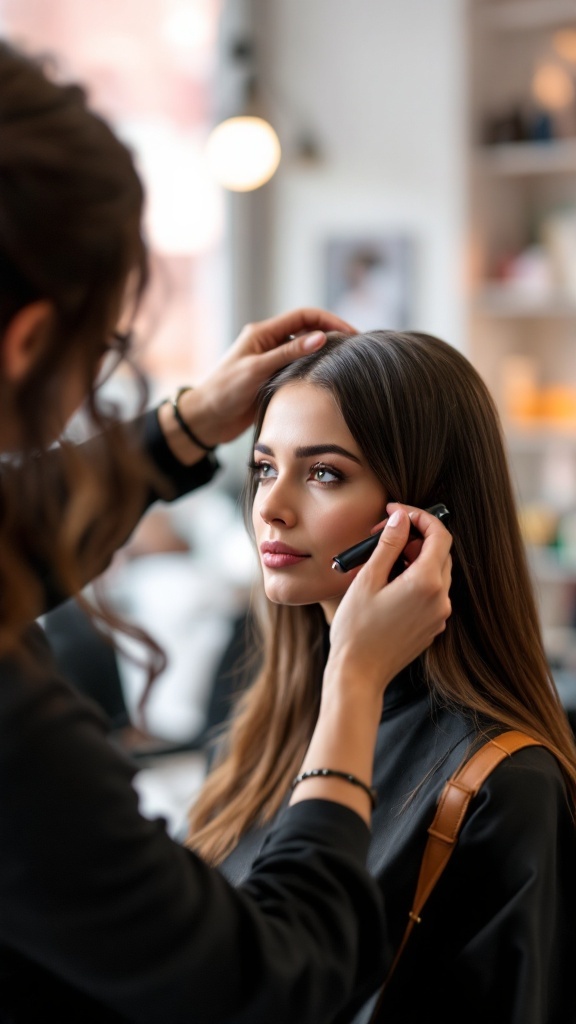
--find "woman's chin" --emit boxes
[263,581,316,608]
[262,582,343,620]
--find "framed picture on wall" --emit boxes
[324,234,415,332]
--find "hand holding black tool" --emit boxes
[332,503,450,574]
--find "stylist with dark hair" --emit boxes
[0,40,452,1024]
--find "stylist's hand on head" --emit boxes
[328,504,452,695]
[158,308,355,463]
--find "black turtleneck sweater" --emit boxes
[219,661,576,1024]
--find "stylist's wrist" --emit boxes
[157,385,220,466]
[290,684,382,824]
[322,660,386,712]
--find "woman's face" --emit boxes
[252,381,388,622]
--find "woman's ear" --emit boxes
[1,300,55,382]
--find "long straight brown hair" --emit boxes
[188,330,576,864]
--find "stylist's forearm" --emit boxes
[289,679,382,825]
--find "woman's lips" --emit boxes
[260,542,310,569]
[261,552,310,568]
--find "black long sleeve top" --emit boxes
[0,410,388,1023]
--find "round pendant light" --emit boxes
[206,113,281,191]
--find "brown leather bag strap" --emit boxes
[368,730,542,1023]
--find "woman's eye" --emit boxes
[310,463,343,484]
[250,460,277,481]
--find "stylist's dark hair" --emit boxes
[0,42,164,682]
[188,330,576,863]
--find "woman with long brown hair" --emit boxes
[0,42,453,1023]
[188,329,576,1024]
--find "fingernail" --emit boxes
[387,510,402,527]
[302,331,325,351]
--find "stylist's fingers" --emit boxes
[386,503,453,576]
[249,329,328,377]
[235,307,356,357]
[328,510,411,663]
[353,508,412,592]
[389,509,452,623]
[395,505,453,636]
[328,510,413,658]
[327,505,451,694]
[376,512,450,653]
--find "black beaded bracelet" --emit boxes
[169,386,217,453]
[291,768,377,810]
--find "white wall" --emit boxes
[257,0,468,351]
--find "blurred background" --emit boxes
[4,0,576,831]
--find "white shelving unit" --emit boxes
[478,1,576,33]
[475,136,576,175]
[467,1,576,668]
[474,284,576,317]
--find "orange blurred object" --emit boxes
[537,385,576,425]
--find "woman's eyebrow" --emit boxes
[254,442,361,464]
[296,444,362,464]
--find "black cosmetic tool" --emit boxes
[331,503,450,574]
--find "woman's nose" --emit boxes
[257,481,297,528]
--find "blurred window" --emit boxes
[0,0,226,402]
